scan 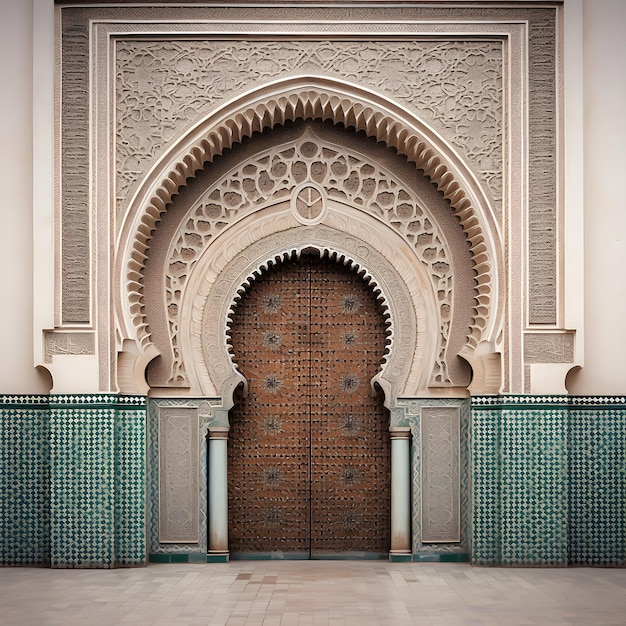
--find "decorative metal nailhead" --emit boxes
[339,508,360,529]
[264,467,283,486]
[262,330,283,350]
[341,331,358,347]
[262,374,283,393]
[340,467,362,486]
[263,417,284,434]
[340,294,361,313]
[340,374,361,393]
[339,414,360,435]
[263,294,283,313]
[263,507,284,527]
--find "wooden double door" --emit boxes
[228,255,391,558]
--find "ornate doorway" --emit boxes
[228,254,391,558]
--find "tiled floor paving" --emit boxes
[1,561,625,625]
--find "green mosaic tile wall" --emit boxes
[568,400,626,566]
[472,396,626,567]
[50,398,116,568]
[114,405,147,566]
[500,406,568,566]
[2,393,624,568]
[0,394,146,568]
[471,406,500,565]
[0,396,51,565]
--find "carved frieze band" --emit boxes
[166,128,453,386]
[524,332,575,364]
[420,406,460,543]
[44,331,95,363]
[158,406,199,544]
[60,14,90,323]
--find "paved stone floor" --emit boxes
[1,561,626,625]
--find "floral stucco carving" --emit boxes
[116,39,502,215]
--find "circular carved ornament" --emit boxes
[292,183,327,225]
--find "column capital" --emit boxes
[389,426,411,440]
[208,426,230,440]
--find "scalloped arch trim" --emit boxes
[117,76,501,366]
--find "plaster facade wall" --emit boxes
[566,0,626,394]
[0,0,48,394]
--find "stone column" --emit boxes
[208,426,229,562]
[389,426,412,560]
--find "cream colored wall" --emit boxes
[567,0,626,394]
[0,0,49,393]
[0,1,623,394]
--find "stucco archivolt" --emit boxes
[116,77,502,394]
[179,215,432,405]
[165,126,455,387]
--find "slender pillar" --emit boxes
[208,426,229,562]
[389,426,412,560]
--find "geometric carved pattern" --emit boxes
[420,407,460,543]
[158,407,199,544]
[167,126,454,386]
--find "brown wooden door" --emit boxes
[227,255,390,558]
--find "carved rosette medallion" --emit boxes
[292,183,326,225]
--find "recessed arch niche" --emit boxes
[116,78,503,398]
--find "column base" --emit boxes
[207,550,230,563]
[389,550,412,562]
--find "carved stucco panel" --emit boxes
[158,406,199,544]
[115,39,502,217]
[420,406,461,544]
[165,128,454,386]
[44,331,95,363]
[524,332,575,364]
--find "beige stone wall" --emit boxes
[0,1,624,395]
[567,0,626,394]
[0,0,49,393]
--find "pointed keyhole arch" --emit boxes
[227,253,391,558]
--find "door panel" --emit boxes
[228,256,390,557]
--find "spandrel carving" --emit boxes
[115,39,502,216]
